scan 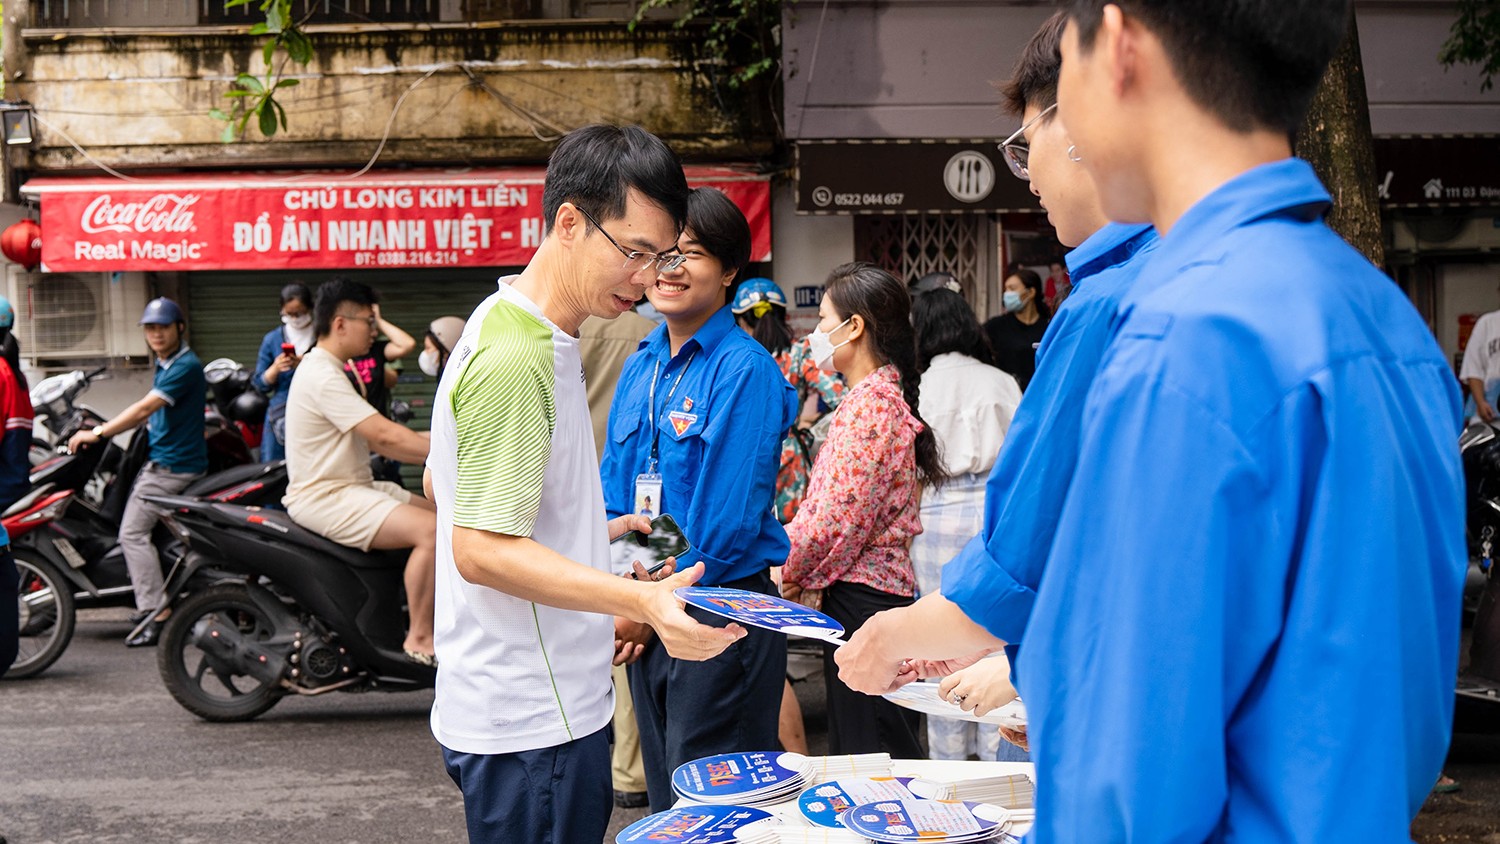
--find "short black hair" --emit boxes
[1002,11,1068,117]
[541,124,690,237]
[1061,0,1349,134]
[913,288,995,372]
[280,282,313,311]
[314,276,379,338]
[683,187,752,305]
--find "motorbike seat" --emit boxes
[2,484,56,519]
[238,507,407,571]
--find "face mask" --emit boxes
[282,313,312,331]
[418,349,441,377]
[1003,291,1025,312]
[807,318,852,370]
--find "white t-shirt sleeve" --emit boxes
[313,354,380,433]
[1460,313,1500,384]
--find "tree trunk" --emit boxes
[1294,4,1385,268]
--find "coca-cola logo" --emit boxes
[81,193,199,234]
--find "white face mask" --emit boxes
[418,348,441,378]
[282,313,312,331]
[807,317,852,370]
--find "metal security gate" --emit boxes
[186,268,512,487]
[855,214,999,319]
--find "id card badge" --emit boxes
[633,473,663,520]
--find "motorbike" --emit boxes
[29,366,109,463]
[6,486,77,679]
[4,358,277,679]
[1459,421,1500,721]
[144,492,434,721]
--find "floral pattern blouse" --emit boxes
[783,364,924,596]
[773,338,845,523]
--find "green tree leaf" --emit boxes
[258,100,279,137]
[236,73,265,94]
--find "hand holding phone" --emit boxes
[611,514,690,579]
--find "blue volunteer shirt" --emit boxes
[602,306,797,584]
[941,222,1157,648]
[1023,159,1466,841]
[148,345,208,474]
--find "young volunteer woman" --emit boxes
[782,262,947,757]
[253,283,315,462]
[601,188,797,812]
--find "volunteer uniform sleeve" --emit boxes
[678,358,795,571]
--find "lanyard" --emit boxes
[648,351,696,472]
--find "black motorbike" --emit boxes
[144,493,434,721]
[1459,421,1500,720]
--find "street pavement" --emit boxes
[2,607,1496,843]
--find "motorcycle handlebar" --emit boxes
[85,366,108,381]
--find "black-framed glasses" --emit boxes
[998,102,1058,181]
[576,206,687,273]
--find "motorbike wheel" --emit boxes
[6,551,77,680]
[157,584,285,722]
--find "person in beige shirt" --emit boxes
[283,278,438,665]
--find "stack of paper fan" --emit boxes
[802,753,894,784]
[672,751,818,808]
[837,799,1013,843]
[615,805,775,844]
[732,823,869,844]
[908,773,1035,810]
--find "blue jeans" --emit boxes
[442,727,611,844]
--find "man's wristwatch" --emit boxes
[91,425,106,438]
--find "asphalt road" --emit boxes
[2,608,1496,843]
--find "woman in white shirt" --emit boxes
[909,287,1022,761]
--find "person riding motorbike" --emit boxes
[68,298,207,647]
[0,295,34,675]
[281,278,438,665]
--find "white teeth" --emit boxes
[657,281,688,292]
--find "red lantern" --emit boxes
[1,219,41,270]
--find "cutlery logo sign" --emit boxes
[943,151,994,203]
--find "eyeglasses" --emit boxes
[339,312,378,331]
[998,102,1058,181]
[576,206,687,273]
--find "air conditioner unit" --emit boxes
[1394,217,1500,253]
[5,268,149,365]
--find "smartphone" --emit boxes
[280,342,296,356]
[611,514,690,579]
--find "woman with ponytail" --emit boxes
[782,262,945,757]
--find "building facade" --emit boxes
[776,0,1500,363]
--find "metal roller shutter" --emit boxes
[186,268,514,489]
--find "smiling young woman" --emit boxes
[599,187,799,812]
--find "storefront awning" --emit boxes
[21,166,772,273]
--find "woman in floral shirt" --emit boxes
[782,262,947,756]
[732,277,845,523]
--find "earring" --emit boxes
[1068,144,1083,163]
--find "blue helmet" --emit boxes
[731,277,788,315]
[0,295,14,330]
[140,297,185,326]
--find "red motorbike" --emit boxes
[6,486,76,678]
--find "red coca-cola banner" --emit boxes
[24,166,772,273]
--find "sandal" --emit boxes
[404,649,438,668]
[1432,775,1461,794]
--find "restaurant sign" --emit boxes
[24,166,771,272]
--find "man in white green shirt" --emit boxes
[425,124,747,844]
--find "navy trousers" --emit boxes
[442,727,611,844]
[629,570,787,812]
